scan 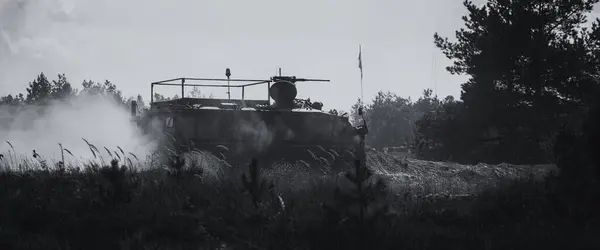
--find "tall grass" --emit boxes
[1,143,599,249]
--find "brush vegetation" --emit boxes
[0,141,598,250]
[3,0,600,249]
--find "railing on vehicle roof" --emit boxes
[150,77,272,105]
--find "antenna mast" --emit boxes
[358,44,364,106]
[225,68,231,100]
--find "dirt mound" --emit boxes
[252,150,557,196]
[364,151,558,195]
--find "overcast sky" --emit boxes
[0,0,524,111]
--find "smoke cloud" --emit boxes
[234,112,276,154]
[0,93,157,168]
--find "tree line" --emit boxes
[0,73,144,109]
[353,0,600,173]
[3,1,600,174]
[0,72,219,115]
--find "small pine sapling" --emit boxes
[241,158,275,210]
[323,158,391,248]
[236,158,284,248]
[97,159,137,207]
[166,153,185,184]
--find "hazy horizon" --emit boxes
[3,0,583,111]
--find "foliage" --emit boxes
[321,159,391,248]
[413,0,600,165]
[241,158,275,208]
[80,79,130,107]
[3,0,600,247]
[23,73,73,104]
[188,86,215,99]
[0,72,146,110]
[0,93,25,105]
[349,89,445,151]
[153,86,213,102]
[413,96,473,162]
[0,154,599,249]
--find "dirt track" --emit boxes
[252,150,558,197]
[365,151,558,196]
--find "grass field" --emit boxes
[0,145,598,250]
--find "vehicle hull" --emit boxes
[138,106,359,170]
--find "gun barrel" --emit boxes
[294,78,330,82]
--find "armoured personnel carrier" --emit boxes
[132,69,367,170]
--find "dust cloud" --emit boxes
[0,93,157,168]
[0,0,160,168]
[234,112,276,154]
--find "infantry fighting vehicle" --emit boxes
[132,69,367,170]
